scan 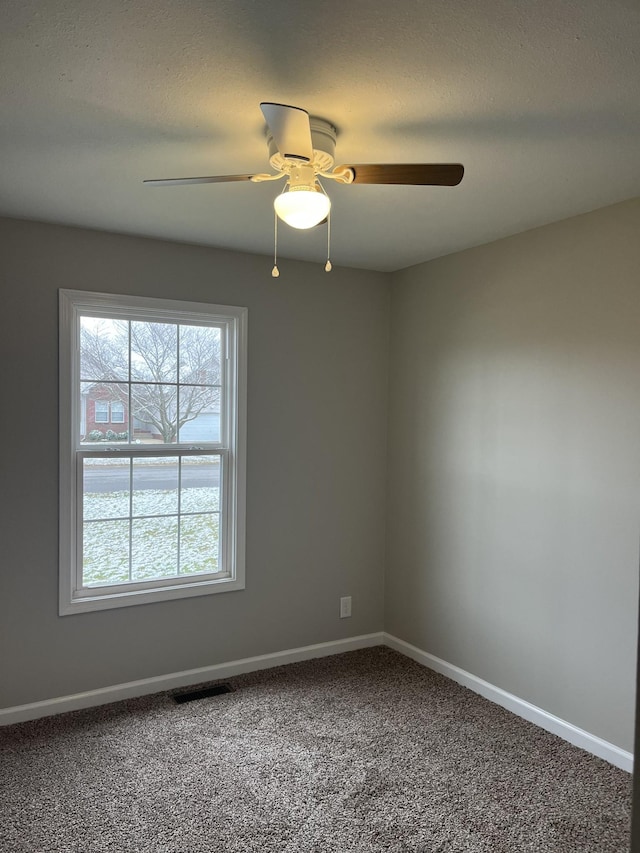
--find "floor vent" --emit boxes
[173,684,234,704]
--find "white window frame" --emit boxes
[59,289,247,615]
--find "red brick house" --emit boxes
[80,384,128,440]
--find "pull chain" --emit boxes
[272,210,280,277]
[325,207,332,272]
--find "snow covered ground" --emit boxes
[83,487,220,585]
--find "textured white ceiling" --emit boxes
[1,0,639,271]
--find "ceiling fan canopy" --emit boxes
[144,102,464,240]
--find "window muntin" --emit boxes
[60,291,246,614]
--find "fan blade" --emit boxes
[260,102,313,162]
[143,174,255,187]
[337,164,464,186]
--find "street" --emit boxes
[83,463,220,492]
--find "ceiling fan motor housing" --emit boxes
[268,117,337,173]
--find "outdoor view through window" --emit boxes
[80,317,223,587]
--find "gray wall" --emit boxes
[0,217,389,708]
[633,589,640,848]
[2,200,639,756]
[386,198,640,751]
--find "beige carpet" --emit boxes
[0,647,631,852]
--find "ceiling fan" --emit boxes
[144,102,464,273]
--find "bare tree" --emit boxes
[81,320,221,442]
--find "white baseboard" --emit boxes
[0,632,384,727]
[2,630,633,773]
[383,632,633,773]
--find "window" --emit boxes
[110,400,125,423]
[59,290,247,614]
[94,400,109,423]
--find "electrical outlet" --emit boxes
[340,596,352,618]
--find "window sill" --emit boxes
[59,574,245,615]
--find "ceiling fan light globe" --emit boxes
[274,187,331,229]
